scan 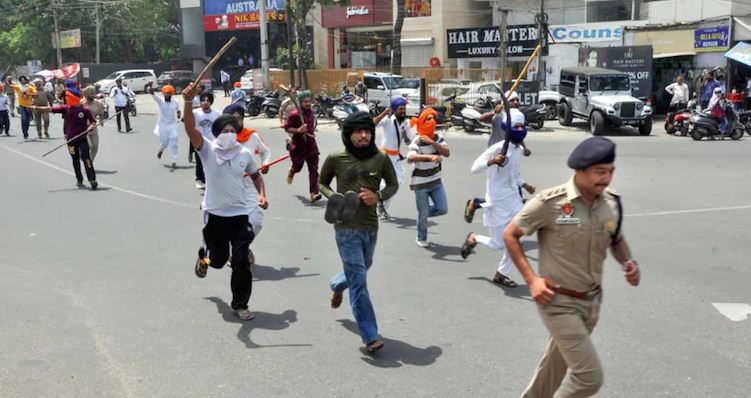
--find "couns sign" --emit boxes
[203,0,285,32]
[550,23,623,43]
[447,25,544,59]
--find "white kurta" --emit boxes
[242,131,271,236]
[152,95,180,162]
[377,115,415,209]
[470,140,526,276]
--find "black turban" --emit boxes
[211,115,241,137]
[342,111,378,160]
[567,136,616,169]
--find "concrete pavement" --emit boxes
[0,94,749,397]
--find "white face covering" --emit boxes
[213,132,241,165]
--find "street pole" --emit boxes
[498,8,508,85]
[259,0,270,90]
[95,1,101,64]
[52,0,63,69]
[286,1,295,87]
[536,0,545,89]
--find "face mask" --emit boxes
[214,132,238,150]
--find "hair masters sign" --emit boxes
[447,25,543,59]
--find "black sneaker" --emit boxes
[90,181,98,191]
[493,272,518,288]
[324,193,345,224]
[76,179,84,187]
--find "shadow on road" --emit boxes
[337,319,442,368]
[204,297,311,349]
[423,242,464,263]
[467,277,533,302]
[294,195,326,208]
[163,164,195,172]
[253,263,319,281]
[47,186,112,193]
[381,216,436,230]
[96,169,118,175]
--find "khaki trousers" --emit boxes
[522,293,603,398]
[33,109,50,137]
[88,131,99,161]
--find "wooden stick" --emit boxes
[42,129,90,157]
[259,154,290,170]
[192,37,237,88]
[507,44,542,94]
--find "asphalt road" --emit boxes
[0,94,749,397]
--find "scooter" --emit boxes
[446,94,467,127]
[128,95,137,117]
[261,91,280,119]
[737,109,751,136]
[689,103,744,141]
[332,96,369,129]
[460,96,495,132]
[315,93,335,119]
[246,92,265,117]
[95,92,110,121]
[520,103,547,130]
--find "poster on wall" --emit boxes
[203,0,285,32]
[694,26,729,52]
[405,0,431,17]
[577,46,652,98]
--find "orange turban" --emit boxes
[65,89,82,107]
[234,82,242,88]
[236,127,256,144]
[161,85,175,95]
[410,107,438,140]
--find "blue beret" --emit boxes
[567,137,616,169]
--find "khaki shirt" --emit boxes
[513,177,622,292]
[84,99,104,134]
[32,90,54,107]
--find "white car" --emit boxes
[240,70,254,93]
[95,69,157,94]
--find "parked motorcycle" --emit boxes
[315,93,335,119]
[332,97,369,129]
[369,100,384,116]
[261,91,281,119]
[246,92,265,117]
[446,94,467,127]
[737,109,751,136]
[689,103,744,141]
[460,96,495,132]
[95,92,110,121]
[665,107,692,136]
[128,95,137,117]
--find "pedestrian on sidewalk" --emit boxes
[183,83,268,321]
[82,86,105,160]
[665,75,689,112]
[320,111,398,353]
[110,78,134,132]
[407,108,450,248]
[33,88,98,190]
[32,78,53,139]
[220,70,231,97]
[503,136,640,398]
[149,83,181,168]
[700,70,722,110]
[284,90,322,203]
[460,108,535,288]
[192,90,220,189]
[0,85,10,136]
[11,76,36,140]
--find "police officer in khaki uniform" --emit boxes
[503,136,641,398]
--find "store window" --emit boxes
[340,30,393,68]
[587,0,632,22]
[405,0,431,17]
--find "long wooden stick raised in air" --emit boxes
[192,37,237,88]
[507,44,541,94]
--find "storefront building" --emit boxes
[317,0,393,69]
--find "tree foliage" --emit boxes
[0,0,179,70]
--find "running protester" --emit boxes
[319,111,398,353]
[33,89,98,190]
[149,84,181,169]
[460,109,536,287]
[0,85,10,136]
[284,90,322,203]
[11,76,36,140]
[372,96,415,219]
[407,108,450,248]
[192,90,221,189]
[183,84,268,321]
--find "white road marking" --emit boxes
[5,144,751,222]
[712,303,751,322]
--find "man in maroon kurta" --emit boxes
[283,90,321,202]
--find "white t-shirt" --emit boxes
[407,133,448,190]
[665,82,689,104]
[377,115,414,156]
[0,95,8,111]
[198,136,258,217]
[193,108,220,140]
[110,86,133,107]
[44,82,54,93]
[152,95,180,125]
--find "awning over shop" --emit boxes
[724,41,751,67]
[653,51,696,59]
[733,16,751,41]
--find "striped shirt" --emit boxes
[408,133,447,190]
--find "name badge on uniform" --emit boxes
[555,202,581,225]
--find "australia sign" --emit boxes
[447,25,544,59]
[203,0,285,32]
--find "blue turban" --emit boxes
[390,96,407,112]
[65,79,76,88]
[223,103,245,116]
[67,87,81,97]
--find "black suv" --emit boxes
[155,70,197,92]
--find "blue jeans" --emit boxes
[414,183,448,241]
[19,106,31,138]
[330,229,379,344]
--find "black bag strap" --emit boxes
[611,193,624,246]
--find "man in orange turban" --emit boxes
[149,83,182,168]
[406,107,451,247]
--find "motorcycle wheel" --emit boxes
[664,122,674,134]
[462,117,475,132]
[679,124,688,136]
[531,119,544,130]
[690,127,704,141]
[730,126,744,140]
[265,109,276,119]
[131,107,137,117]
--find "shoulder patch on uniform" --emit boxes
[538,185,567,201]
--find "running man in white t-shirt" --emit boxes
[192,90,221,189]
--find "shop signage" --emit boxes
[577,46,653,98]
[203,0,285,32]
[346,6,369,18]
[502,81,539,106]
[550,23,623,43]
[695,26,730,52]
[447,25,545,59]
[51,29,82,49]
[633,29,694,55]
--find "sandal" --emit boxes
[366,339,384,353]
[460,233,475,259]
[330,291,343,309]
[493,272,518,288]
